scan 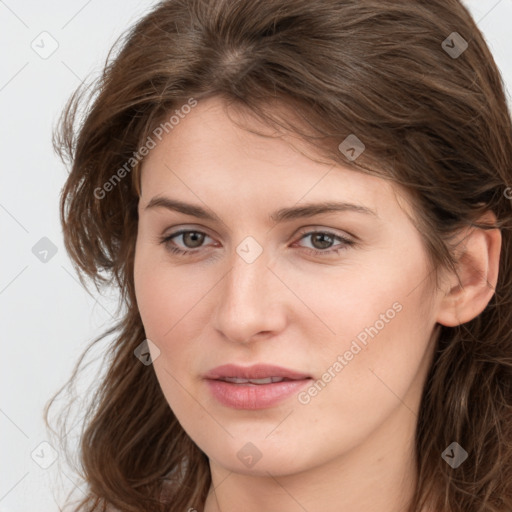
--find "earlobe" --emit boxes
[436,212,501,327]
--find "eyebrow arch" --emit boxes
[270,201,378,222]
[144,196,377,223]
[145,196,221,221]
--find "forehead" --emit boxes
[139,96,413,222]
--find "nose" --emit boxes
[212,243,287,344]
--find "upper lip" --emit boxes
[203,364,311,381]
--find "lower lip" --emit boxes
[205,378,312,409]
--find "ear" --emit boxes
[436,211,501,327]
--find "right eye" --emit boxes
[159,229,215,256]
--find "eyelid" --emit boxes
[158,224,215,241]
[294,225,355,241]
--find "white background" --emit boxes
[1,1,511,511]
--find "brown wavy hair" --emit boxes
[46,0,512,510]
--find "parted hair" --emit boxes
[46,0,512,510]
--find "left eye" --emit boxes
[295,230,354,254]
[159,229,354,256]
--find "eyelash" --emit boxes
[158,228,355,257]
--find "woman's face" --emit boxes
[134,96,445,478]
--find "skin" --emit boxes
[133,96,501,512]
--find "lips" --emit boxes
[222,376,291,384]
[203,363,311,382]
[203,364,312,409]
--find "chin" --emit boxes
[197,435,320,477]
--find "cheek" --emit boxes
[134,239,191,336]
[274,250,429,352]
[134,250,167,339]
[133,247,205,412]
[285,245,436,407]
[311,293,435,440]
[133,243,215,364]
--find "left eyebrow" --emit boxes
[144,196,378,223]
[270,201,378,223]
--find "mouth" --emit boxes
[219,376,303,385]
[203,364,313,409]
[203,363,312,381]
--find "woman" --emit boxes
[46,0,512,511]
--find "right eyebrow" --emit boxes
[144,196,221,222]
